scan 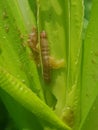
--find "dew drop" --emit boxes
[2,11,8,19]
[90,51,93,54]
[3,36,6,39]
[20,86,24,91]
[4,24,9,33]
[75,59,78,65]
[22,79,25,83]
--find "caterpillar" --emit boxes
[28,28,65,83]
[28,27,38,51]
[28,27,40,66]
[40,31,50,83]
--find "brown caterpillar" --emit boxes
[40,31,50,83]
[28,28,65,83]
[28,27,40,66]
[28,27,38,51]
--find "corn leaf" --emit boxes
[80,0,98,129]
[0,66,71,130]
[0,0,44,130]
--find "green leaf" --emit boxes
[65,0,83,129]
[68,0,83,87]
[0,0,44,98]
[0,0,44,130]
[0,99,8,130]
[80,0,98,129]
[81,95,98,130]
[0,66,71,130]
[39,0,68,116]
[0,89,43,130]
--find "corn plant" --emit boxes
[0,0,98,130]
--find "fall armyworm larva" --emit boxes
[28,27,38,51]
[40,31,50,83]
[28,27,40,66]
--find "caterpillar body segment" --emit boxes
[40,31,50,83]
[49,56,65,69]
